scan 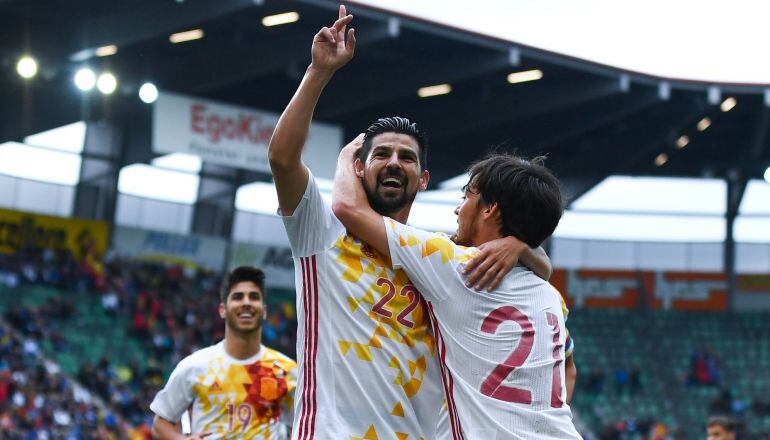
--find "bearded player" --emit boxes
[150,267,297,439]
[267,6,553,439]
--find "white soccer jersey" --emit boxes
[281,171,445,440]
[384,218,582,440]
[150,342,297,439]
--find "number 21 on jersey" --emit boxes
[479,306,564,408]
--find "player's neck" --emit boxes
[387,205,411,224]
[473,227,502,248]
[223,328,262,360]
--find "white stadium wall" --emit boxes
[0,174,75,218]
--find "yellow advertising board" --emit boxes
[0,208,109,259]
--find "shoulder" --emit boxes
[177,343,223,370]
[386,219,478,263]
[262,346,298,370]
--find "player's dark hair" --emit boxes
[359,117,428,171]
[466,154,564,248]
[220,266,266,303]
[707,416,735,432]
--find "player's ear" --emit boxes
[484,202,500,221]
[354,158,365,178]
[419,169,430,191]
[219,302,226,319]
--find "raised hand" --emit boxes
[311,5,356,74]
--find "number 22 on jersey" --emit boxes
[371,278,420,328]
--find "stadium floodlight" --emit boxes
[97,72,117,94]
[74,68,96,91]
[417,84,451,98]
[676,135,690,149]
[16,56,38,79]
[765,166,770,184]
[139,82,158,103]
[720,97,736,112]
[655,153,668,167]
[169,29,204,43]
[507,69,543,84]
[697,117,711,132]
[95,45,118,57]
[262,11,300,27]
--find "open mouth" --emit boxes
[380,177,404,189]
[237,310,255,319]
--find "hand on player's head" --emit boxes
[311,5,356,73]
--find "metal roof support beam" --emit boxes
[71,0,258,59]
[430,78,622,139]
[318,52,511,119]
[179,22,392,93]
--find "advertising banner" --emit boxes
[553,269,728,311]
[111,227,227,271]
[152,92,342,178]
[229,242,295,289]
[0,208,108,259]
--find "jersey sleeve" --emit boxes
[280,168,344,258]
[559,293,575,358]
[149,357,196,423]
[281,359,298,428]
[384,217,476,302]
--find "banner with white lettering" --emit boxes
[152,92,342,178]
[112,227,227,271]
[229,242,295,289]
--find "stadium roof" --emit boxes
[1,0,769,201]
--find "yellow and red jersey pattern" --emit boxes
[150,342,297,440]
[282,172,446,440]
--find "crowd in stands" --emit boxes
[0,322,127,439]
[0,245,297,437]
[2,243,769,439]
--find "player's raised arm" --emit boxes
[268,5,356,215]
[331,135,390,256]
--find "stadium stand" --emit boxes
[4,242,770,438]
[0,247,297,437]
[569,309,770,439]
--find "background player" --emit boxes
[707,416,736,440]
[150,266,297,439]
[267,5,552,438]
[332,145,581,439]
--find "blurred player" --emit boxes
[332,146,582,439]
[267,5,552,439]
[150,266,297,439]
[707,416,736,440]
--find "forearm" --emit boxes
[331,142,389,256]
[565,355,576,404]
[269,65,332,170]
[151,416,183,440]
[520,246,552,280]
[332,144,367,215]
[268,66,334,212]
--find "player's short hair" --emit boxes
[220,266,266,303]
[707,416,735,432]
[359,117,428,171]
[466,153,564,248]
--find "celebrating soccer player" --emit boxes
[332,142,581,438]
[150,267,297,439]
[267,5,553,438]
